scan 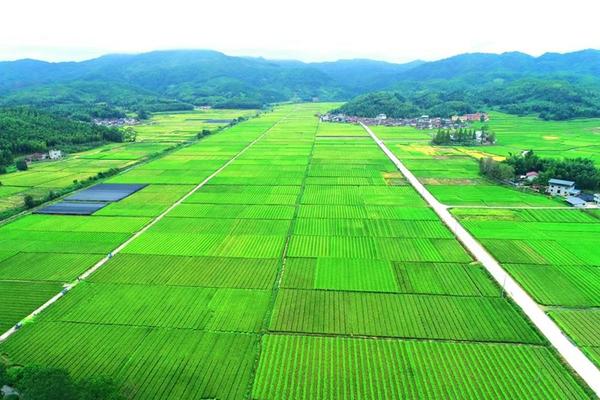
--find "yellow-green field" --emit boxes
[134,109,260,142]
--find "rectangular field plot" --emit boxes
[298,205,436,219]
[504,264,600,307]
[0,252,103,282]
[429,185,561,207]
[43,283,271,333]
[281,257,399,292]
[287,235,470,262]
[0,322,260,400]
[281,258,500,296]
[393,261,501,296]
[150,217,290,236]
[0,281,63,332]
[301,186,422,206]
[293,218,453,238]
[6,214,151,233]
[124,232,287,258]
[185,185,300,205]
[252,335,592,400]
[91,254,280,289]
[549,309,600,347]
[269,289,541,343]
[169,204,296,219]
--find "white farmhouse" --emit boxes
[48,149,63,160]
[547,179,579,197]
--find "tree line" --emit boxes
[431,128,496,146]
[479,151,600,190]
[0,108,125,172]
[333,78,600,121]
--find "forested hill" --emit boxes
[2,49,600,120]
[0,108,122,170]
[335,78,600,120]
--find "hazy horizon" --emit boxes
[2,0,599,63]
[2,46,599,65]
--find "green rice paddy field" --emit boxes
[371,113,600,371]
[372,111,600,206]
[0,109,255,217]
[0,104,596,399]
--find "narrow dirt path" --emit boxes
[361,122,600,397]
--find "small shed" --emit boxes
[566,196,586,208]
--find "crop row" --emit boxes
[91,254,280,289]
[0,322,259,400]
[252,334,591,400]
[269,289,541,343]
[43,283,271,333]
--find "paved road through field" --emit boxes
[361,122,600,397]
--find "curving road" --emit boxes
[361,122,600,397]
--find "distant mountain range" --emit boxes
[1,49,600,119]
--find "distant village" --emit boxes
[320,112,489,130]
[92,117,138,127]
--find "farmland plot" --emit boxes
[252,335,590,400]
[453,205,600,370]
[0,104,595,399]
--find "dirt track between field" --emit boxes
[361,122,600,397]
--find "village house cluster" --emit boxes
[320,112,489,130]
[92,117,138,127]
[520,174,600,208]
[545,178,600,208]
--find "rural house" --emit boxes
[49,149,63,160]
[547,178,580,197]
[525,171,539,182]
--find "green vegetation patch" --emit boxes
[252,334,591,400]
[42,282,271,333]
[0,281,63,332]
[0,322,260,400]
[0,252,103,282]
[269,289,541,344]
[92,254,280,289]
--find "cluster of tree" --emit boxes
[505,151,600,189]
[431,128,496,146]
[477,79,600,120]
[333,77,600,120]
[479,151,600,190]
[0,363,125,400]
[333,91,476,118]
[479,157,515,181]
[0,108,124,171]
[0,81,193,121]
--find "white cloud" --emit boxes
[2,0,599,62]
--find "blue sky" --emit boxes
[2,0,599,63]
